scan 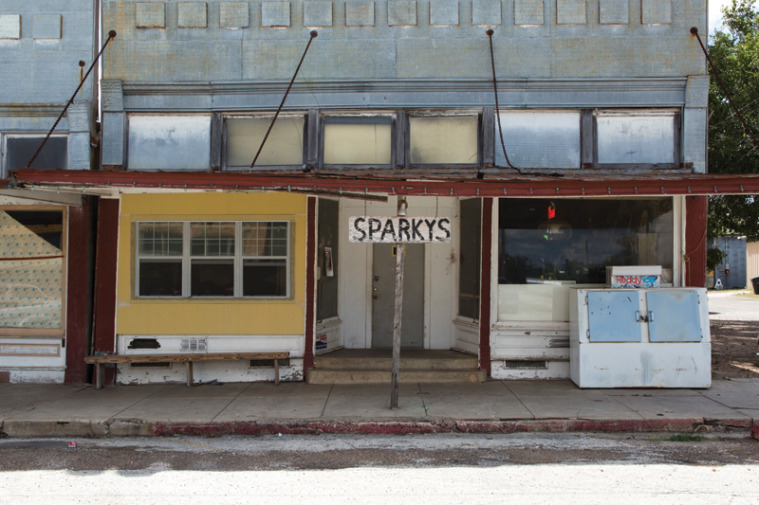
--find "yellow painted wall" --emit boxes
[117,193,308,335]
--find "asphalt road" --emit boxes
[708,291,759,321]
[1,432,758,470]
[1,433,758,505]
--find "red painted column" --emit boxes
[685,196,708,287]
[91,198,120,384]
[478,198,493,376]
[64,196,92,383]
[303,196,316,371]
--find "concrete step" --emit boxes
[305,368,487,384]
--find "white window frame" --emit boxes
[135,221,291,299]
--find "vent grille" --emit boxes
[504,360,547,369]
[181,338,207,352]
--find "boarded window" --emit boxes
[496,111,580,169]
[128,115,211,170]
[323,117,392,166]
[225,116,305,167]
[0,209,65,331]
[596,111,677,165]
[409,116,478,165]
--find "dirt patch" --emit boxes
[710,320,759,378]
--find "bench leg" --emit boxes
[186,361,193,387]
[95,363,103,390]
[274,359,280,385]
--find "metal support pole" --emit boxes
[390,242,405,409]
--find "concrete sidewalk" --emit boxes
[1,379,758,438]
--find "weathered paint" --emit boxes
[569,288,711,388]
[15,170,759,197]
[685,195,707,287]
[116,193,308,336]
[304,197,316,370]
[64,195,91,383]
[349,216,452,243]
[92,198,120,387]
[101,0,706,82]
[478,198,492,376]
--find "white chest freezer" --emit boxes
[569,288,711,388]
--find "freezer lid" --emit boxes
[587,291,641,343]
[646,291,703,342]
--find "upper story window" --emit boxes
[408,114,479,166]
[2,135,67,176]
[127,115,211,170]
[595,110,679,167]
[136,220,290,299]
[225,115,306,169]
[322,115,394,167]
[120,108,683,173]
[496,111,581,169]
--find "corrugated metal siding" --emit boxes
[747,242,759,288]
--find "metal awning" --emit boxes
[8,169,759,198]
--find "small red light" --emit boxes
[548,204,556,220]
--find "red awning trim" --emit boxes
[11,169,759,197]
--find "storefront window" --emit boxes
[0,209,65,332]
[458,199,481,319]
[316,199,339,321]
[498,198,673,285]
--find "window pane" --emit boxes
[226,117,304,167]
[139,259,182,296]
[190,223,235,256]
[242,222,288,257]
[4,136,67,173]
[409,116,478,164]
[128,115,211,170]
[317,199,338,320]
[191,259,234,296]
[596,112,675,164]
[498,198,673,285]
[138,222,183,256]
[496,111,580,169]
[243,259,287,296]
[323,120,392,165]
[458,199,481,319]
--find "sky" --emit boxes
[709,0,733,33]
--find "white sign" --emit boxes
[349,216,451,243]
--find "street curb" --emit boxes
[3,417,755,438]
[147,417,753,437]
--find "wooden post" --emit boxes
[390,242,405,409]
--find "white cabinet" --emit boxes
[569,288,711,388]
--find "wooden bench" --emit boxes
[84,352,289,389]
